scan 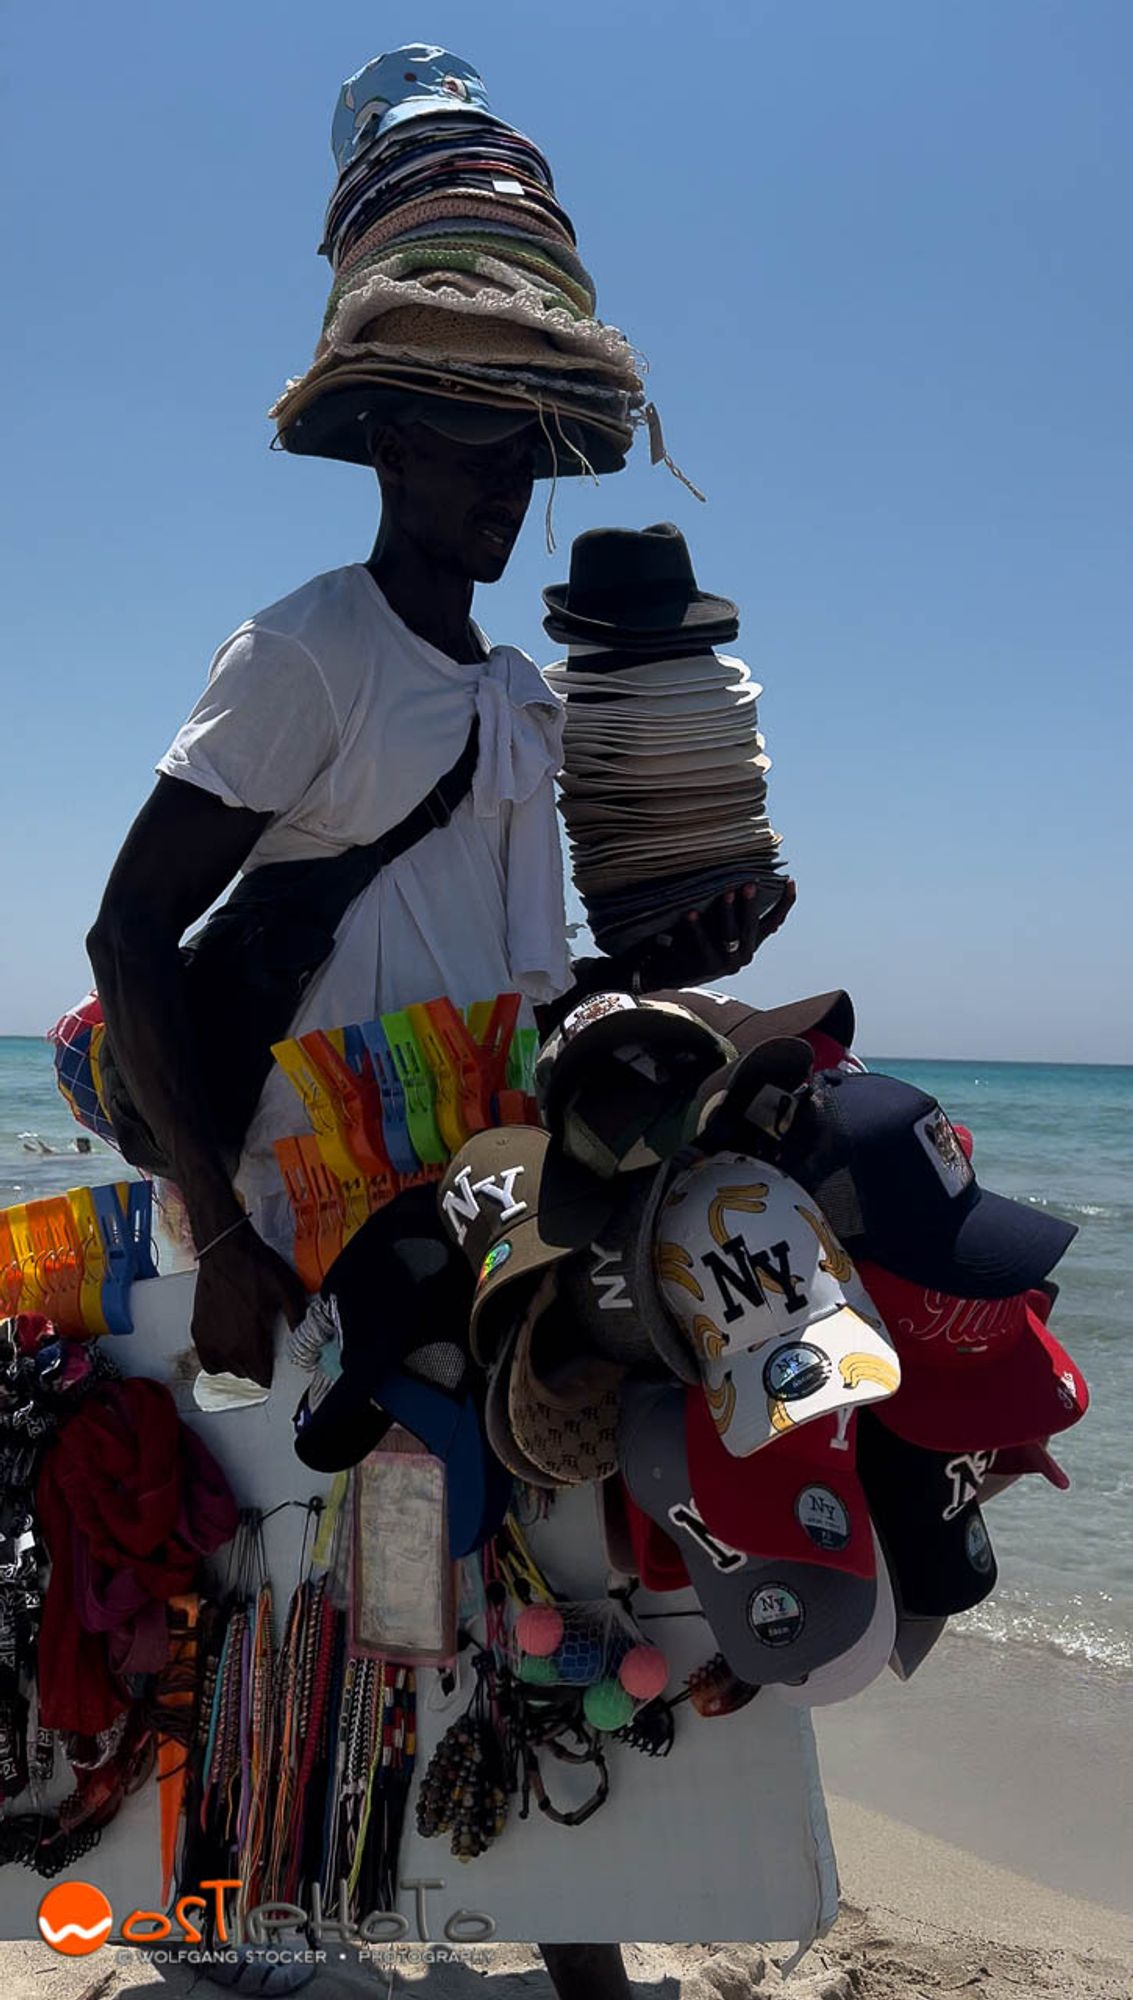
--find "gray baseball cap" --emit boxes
[619,1382,877,1686]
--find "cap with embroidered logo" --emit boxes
[619,1381,878,1684]
[652,1154,901,1457]
[534,992,733,1179]
[856,1261,1089,1453]
[782,1070,1077,1299]
[857,1410,998,1618]
[558,1158,700,1382]
[438,1126,615,1365]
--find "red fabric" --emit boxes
[36,1379,237,1734]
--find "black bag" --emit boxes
[98,718,480,1177]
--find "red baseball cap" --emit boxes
[685,1390,876,1582]
[858,1261,1089,1453]
[992,1438,1071,1490]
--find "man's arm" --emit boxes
[87,774,307,1383]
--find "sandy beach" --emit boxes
[4,1628,1129,1999]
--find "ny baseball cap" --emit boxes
[653,1155,900,1457]
[685,1393,875,1579]
[534,992,733,1178]
[783,1070,1077,1299]
[438,1126,615,1365]
[332,46,496,175]
[857,1411,998,1618]
[557,1159,700,1382]
[291,1188,510,1555]
[856,1260,1089,1453]
[620,1382,877,1684]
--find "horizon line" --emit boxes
[0,1033,1130,1070]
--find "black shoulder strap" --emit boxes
[212,713,481,938]
[320,712,481,911]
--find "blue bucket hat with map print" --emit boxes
[332,45,497,175]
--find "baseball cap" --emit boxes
[620,1382,877,1684]
[483,1319,561,1490]
[857,1411,998,1617]
[653,1155,900,1457]
[652,987,855,1058]
[291,1190,510,1556]
[557,1159,700,1382]
[855,1259,1089,1452]
[438,1126,616,1364]
[685,1393,875,1580]
[617,1481,692,1590]
[776,1530,897,1708]
[332,47,496,175]
[783,1070,1077,1299]
[683,1036,815,1154]
[534,993,733,1178]
[504,1272,624,1484]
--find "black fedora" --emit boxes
[542,524,738,638]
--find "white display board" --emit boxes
[0,1273,839,1948]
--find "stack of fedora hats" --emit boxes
[271,44,645,476]
[542,525,788,955]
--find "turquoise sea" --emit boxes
[2,1036,1130,1678]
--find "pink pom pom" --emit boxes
[516,1605,565,1657]
[618,1644,669,1701]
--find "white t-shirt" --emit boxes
[158,563,571,1252]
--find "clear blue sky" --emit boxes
[3,1,1130,1058]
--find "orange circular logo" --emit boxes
[37,1881,114,1956]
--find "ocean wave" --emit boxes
[956,1597,1133,1677]
[1018,1196,1126,1221]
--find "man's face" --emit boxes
[375,421,537,583]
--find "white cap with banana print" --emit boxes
[652,1154,901,1457]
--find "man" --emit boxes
[87,407,793,1999]
[88,408,792,1387]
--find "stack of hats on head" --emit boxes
[543,526,788,955]
[272,44,645,476]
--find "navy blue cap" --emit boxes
[783,1069,1076,1300]
[857,1411,997,1618]
[292,1188,511,1556]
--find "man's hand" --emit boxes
[617,877,798,993]
[191,1226,309,1388]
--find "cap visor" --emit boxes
[293,1378,391,1473]
[901,1186,1078,1300]
[777,1530,896,1707]
[702,1303,901,1458]
[889,1613,949,1681]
